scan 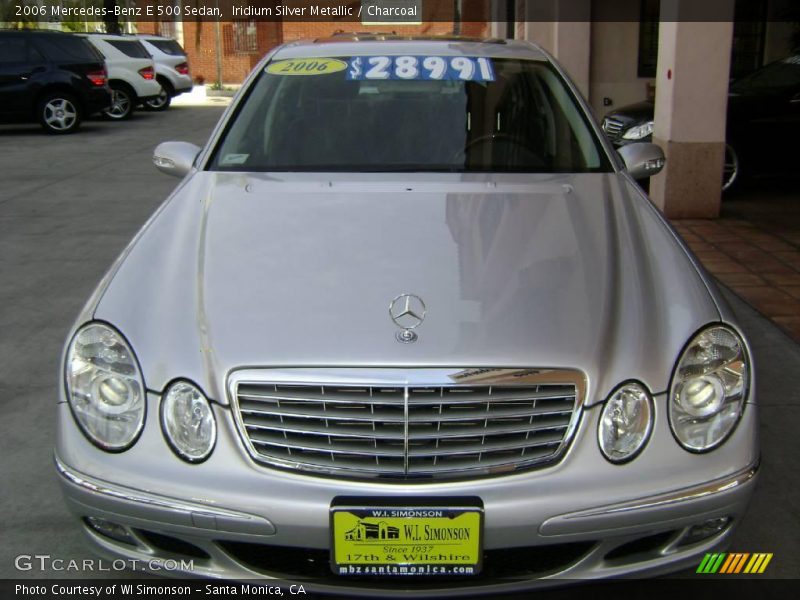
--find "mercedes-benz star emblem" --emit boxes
[389,294,426,343]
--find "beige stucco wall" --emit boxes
[521,20,591,99]
[588,21,654,119]
[523,21,554,55]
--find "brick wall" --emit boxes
[182,21,283,84]
[136,2,490,85]
[202,18,488,84]
[281,20,488,45]
[136,21,158,35]
[281,0,489,49]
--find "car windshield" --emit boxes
[34,35,103,63]
[209,55,610,173]
[105,39,151,59]
[146,39,185,56]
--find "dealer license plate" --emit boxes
[331,505,482,576]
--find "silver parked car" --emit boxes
[56,36,758,592]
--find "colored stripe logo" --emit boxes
[696,553,773,574]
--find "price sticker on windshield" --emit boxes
[346,56,495,82]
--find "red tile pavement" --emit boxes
[671,189,800,343]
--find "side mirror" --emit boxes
[153,141,201,178]
[617,142,665,179]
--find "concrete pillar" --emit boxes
[488,0,510,39]
[518,0,592,99]
[649,1,734,218]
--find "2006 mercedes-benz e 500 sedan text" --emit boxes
[56,36,758,593]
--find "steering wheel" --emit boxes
[452,133,543,165]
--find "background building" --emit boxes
[134,0,797,218]
[5,0,796,218]
[135,2,491,84]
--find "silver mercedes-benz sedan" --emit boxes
[56,35,758,593]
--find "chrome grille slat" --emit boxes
[407,392,574,405]
[407,408,573,422]
[240,406,406,423]
[239,392,406,406]
[407,448,558,474]
[245,420,568,441]
[232,372,582,480]
[250,437,407,458]
[241,390,573,407]
[602,117,624,141]
[241,404,571,423]
[408,438,562,458]
[256,450,406,475]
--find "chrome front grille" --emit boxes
[602,117,625,141]
[230,369,584,480]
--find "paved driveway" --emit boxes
[0,106,797,581]
[0,107,224,579]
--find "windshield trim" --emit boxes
[212,164,612,174]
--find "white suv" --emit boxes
[79,34,161,120]
[137,35,193,111]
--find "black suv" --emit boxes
[0,30,112,134]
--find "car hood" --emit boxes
[605,101,654,123]
[94,172,719,406]
[607,93,745,124]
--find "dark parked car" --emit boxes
[602,55,800,191]
[0,30,111,134]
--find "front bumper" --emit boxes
[55,391,759,593]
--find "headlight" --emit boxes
[598,382,653,463]
[65,322,145,451]
[622,120,654,140]
[669,325,749,452]
[161,381,217,463]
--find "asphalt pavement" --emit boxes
[0,105,797,581]
[0,106,225,579]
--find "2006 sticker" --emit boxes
[266,58,348,75]
[346,56,495,82]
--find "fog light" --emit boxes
[161,381,217,463]
[598,381,654,463]
[679,517,731,547]
[85,517,137,545]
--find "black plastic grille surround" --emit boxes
[217,540,597,586]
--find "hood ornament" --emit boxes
[389,294,426,343]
